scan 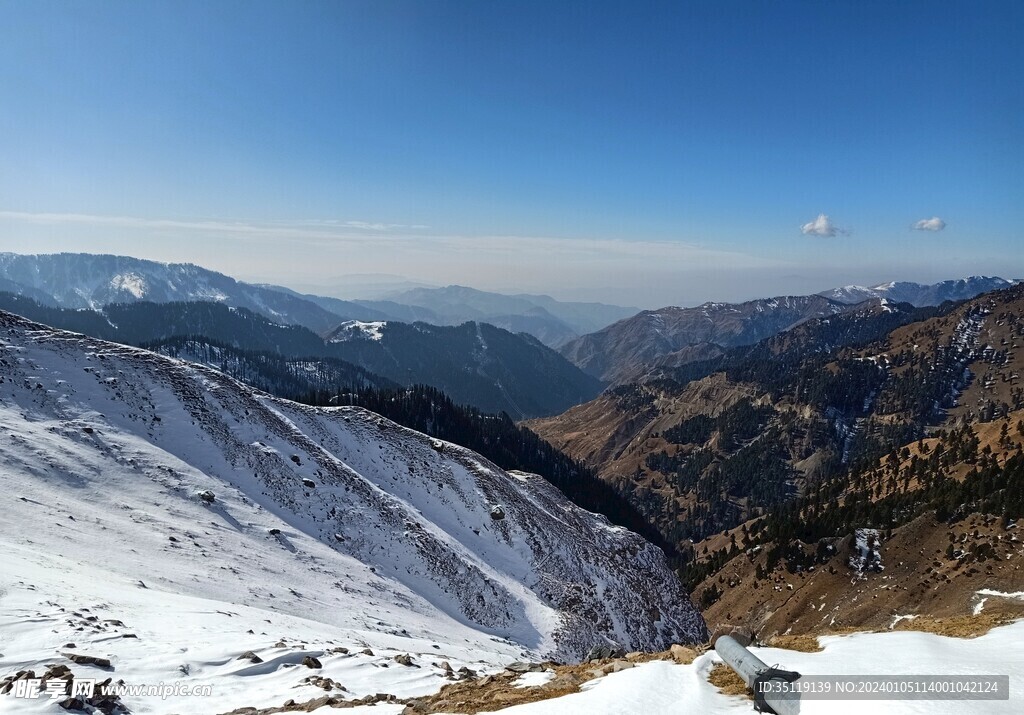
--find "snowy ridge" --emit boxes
[0,310,705,672]
[0,252,364,333]
[820,276,1017,307]
[326,320,388,342]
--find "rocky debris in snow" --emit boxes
[222,691,402,714]
[489,505,505,520]
[299,674,347,692]
[300,478,316,489]
[58,686,129,715]
[196,489,216,503]
[238,650,263,663]
[300,655,322,669]
[1,669,37,694]
[393,653,417,667]
[62,653,113,669]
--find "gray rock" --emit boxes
[584,645,625,662]
[62,653,112,669]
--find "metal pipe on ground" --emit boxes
[714,635,801,715]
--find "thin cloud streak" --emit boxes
[0,211,424,239]
[0,210,783,268]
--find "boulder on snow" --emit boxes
[584,644,624,662]
[196,490,216,503]
[302,655,322,669]
[505,661,544,674]
[62,653,112,669]
[301,478,316,489]
[669,644,698,664]
[489,505,505,521]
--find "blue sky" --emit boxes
[1,0,1021,306]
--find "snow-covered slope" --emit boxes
[0,311,704,674]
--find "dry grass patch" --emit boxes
[763,634,822,652]
[891,610,1023,639]
[706,663,751,699]
[404,671,583,714]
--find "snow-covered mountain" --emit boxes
[0,311,704,674]
[820,276,1017,306]
[0,252,382,333]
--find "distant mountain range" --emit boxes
[559,278,1019,384]
[0,292,601,418]
[1,253,1015,401]
[819,276,1018,306]
[355,285,639,348]
[0,253,636,347]
[559,294,861,384]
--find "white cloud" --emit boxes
[912,217,946,232]
[800,213,847,237]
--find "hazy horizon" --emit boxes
[1,243,1019,310]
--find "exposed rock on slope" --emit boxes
[0,310,705,661]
